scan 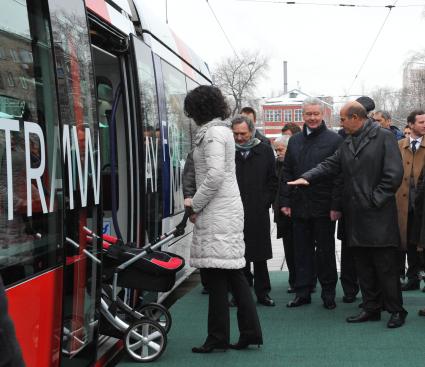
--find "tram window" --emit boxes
[132,38,163,243]
[97,77,118,212]
[0,0,63,286]
[161,61,192,215]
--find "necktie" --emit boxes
[411,140,417,154]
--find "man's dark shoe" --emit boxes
[286,296,311,308]
[257,295,275,307]
[418,308,425,316]
[201,287,209,295]
[401,280,420,291]
[387,311,407,328]
[342,295,357,303]
[287,287,295,294]
[323,299,337,310]
[229,336,262,350]
[346,311,381,323]
[229,297,237,307]
[192,343,229,353]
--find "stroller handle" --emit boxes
[65,237,101,264]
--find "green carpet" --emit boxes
[117,272,425,367]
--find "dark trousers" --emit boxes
[354,247,405,314]
[282,231,296,288]
[340,239,359,298]
[243,260,271,299]
[293,217,337,300]
[404,211,420,282]
[200,268,262,346]
[0,277,25,367]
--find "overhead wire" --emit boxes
[205,0,240,59]
[347,0,399,93]
[236,0,425,8]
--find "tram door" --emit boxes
[47,0,103,366]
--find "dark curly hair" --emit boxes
[184,85,230,126]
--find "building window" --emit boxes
[284,109,292,122]
[264,109,273,122]
[19,76,28,89]
[294,109,303,122]
[273,110,281,122]
[6,72,15,87]
[10,48,19,62]
[18,48,33,63]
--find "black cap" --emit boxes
[355,96,375,113]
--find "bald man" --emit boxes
[288,101,407,328]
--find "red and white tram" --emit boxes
[0,0,211,365]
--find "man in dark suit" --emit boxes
[280,98,342,310]
[232,115,277,306]
[0,275,25,366]
[289,100,407,328]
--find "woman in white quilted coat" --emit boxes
[184,85,262,354]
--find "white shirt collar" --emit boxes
[410,136,423,145]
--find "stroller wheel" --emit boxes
[124,318,167,362]
[136,303,172,333]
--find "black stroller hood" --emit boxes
[102,245,185,292]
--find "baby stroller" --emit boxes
[68,214,187,362]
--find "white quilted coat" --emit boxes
[190,119,245,269]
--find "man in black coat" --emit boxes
[0,275,25,367]
[232,115,277,306]
[280,98,343,310]
[240,106,271,146]
[337,96,375,303]
[289,101,407,328]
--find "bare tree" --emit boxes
[212,50,268,116]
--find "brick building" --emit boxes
[261,89,333,139]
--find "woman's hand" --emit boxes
[184,198,193,207]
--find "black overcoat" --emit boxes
[274,160,291,238]
[279,122,343,218]
[236,142,277,261]
[0,276,25,367]
[302,120,403,248]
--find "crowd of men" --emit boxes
[187,98,425,329]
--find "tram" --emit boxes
[0,0,211,365]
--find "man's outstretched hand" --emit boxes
[287,178,310,186]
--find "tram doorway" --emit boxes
[91,46,131,242]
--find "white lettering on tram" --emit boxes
[1,118,100,219]
[168,125,183,213]
[0,118,20,220]
[145,136,158,193]
[24,121,48,216]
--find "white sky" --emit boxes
[146,0,425,101]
